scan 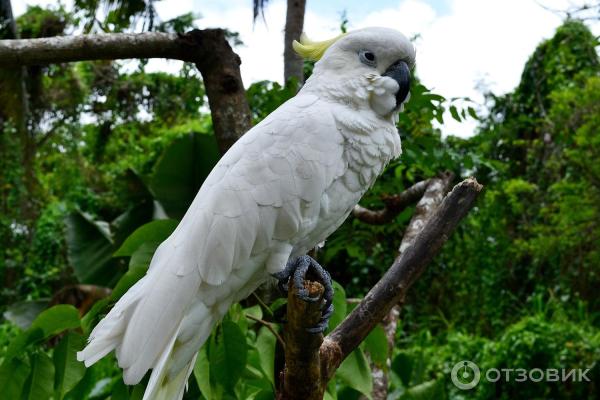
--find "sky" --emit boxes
[12,0,600,137]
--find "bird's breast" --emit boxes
[291,115,400,256]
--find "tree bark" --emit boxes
[361,172,454,399]
[366,305,400,400]
[278,280,325,400]
[0,29,252,153]
[283,0,306,85]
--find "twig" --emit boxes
[398,172,454,253]
[352,179,431,224]
[245,313,286,350]
[252,292,275,319]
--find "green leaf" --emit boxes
[255,326,276,386]
[253,390,276,400]
[3,305,81,364]
[244,304,263,323]
[325,378,337,400]
[324,391,336,400]
[402,379,446,400]
[336,348,372,399]
[65,211,118,286]
[463,154,474,170]
[114,219,178,257]
[467,106,478,120]
[268,298,287,316]
[449,105,461,122]
[422,93,445,102]
[130,384,145,400]
[327,281,347,332]
[111,242,157,301]
[364,325,388,368]
[3,299,49,330]
[22,353,55,400]
[110,378,130,400]
[150,132,221,219]
[53,332,86,399]
[110,168,161,244]
[0,357,31,399]
[227,303,248,335]
[210,320,248,390]
[392,351,413,387]
[110,266,147,302]
[63,368,93,400]
[194,346,212,399]
[81,298,111,335]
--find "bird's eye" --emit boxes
[359,50,377,67]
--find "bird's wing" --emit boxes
[101,94,346,387]
[166,93,346,286]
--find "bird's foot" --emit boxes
[272,255,334,333]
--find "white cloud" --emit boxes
[190,0,337,85]
[358,0,437,36]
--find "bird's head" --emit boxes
[294,27,416,118]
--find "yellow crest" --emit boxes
[292,32,347,61]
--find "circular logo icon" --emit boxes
[451,360,480,390]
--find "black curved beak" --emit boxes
[382,60,411,109]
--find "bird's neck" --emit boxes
[300,72,402,168]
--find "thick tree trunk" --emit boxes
[283,0,306,85]
[0,29,252,154]
[187,30,252,153]
[0,0,35,220]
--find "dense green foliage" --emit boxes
[0,3,598,399]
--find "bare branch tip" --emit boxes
[461,177,483,191]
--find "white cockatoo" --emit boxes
[78,26,415,400]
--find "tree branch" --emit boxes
[398,171,454,253]
[365,171,454,399]
[278,177,481,398]
[0,29,252,153]
[352,179,431,225]
[0,32,182,66]
[245,313,286,350]
[321,178,482,380]
[367,305,401,400]
[278,280,326,400]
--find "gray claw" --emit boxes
[272,255,336,334]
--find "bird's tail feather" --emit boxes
[77,265,215,400]
[77,276,148,368]
[142,301,215,400]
